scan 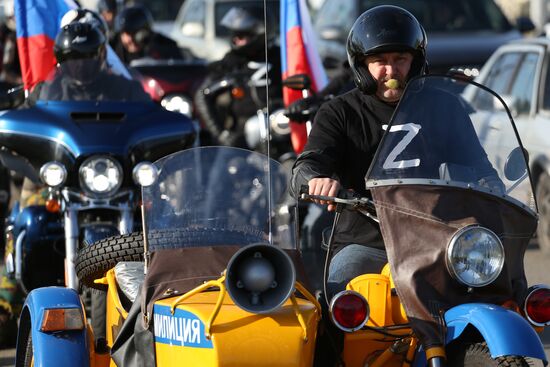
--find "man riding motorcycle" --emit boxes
[290,5,502,364]
[291,5,428,296]
[194,6,282,147]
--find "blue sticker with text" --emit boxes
[153,304,214,349]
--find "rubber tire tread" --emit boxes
[448,341,529,367]
[76,227,265,290]
[75,232,144,290]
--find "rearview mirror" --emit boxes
[282,74,312,91]
[504,147,528,181]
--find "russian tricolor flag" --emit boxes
[280,0,328,154]
[15,0,78,90]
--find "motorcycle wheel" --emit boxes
[75,232,144,291]
[447,342,529,367]
[15,312,33,367]
[536,173,550,253]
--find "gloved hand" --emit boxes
[284,96,320,122]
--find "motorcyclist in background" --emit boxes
[27,22,149,103]
[97,0,117,43]
[194,6,282,147]
[0,0,21,90]
[112,4,183,64]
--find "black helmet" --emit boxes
[98,0,117,13]
[60,8,108,38]
[115,5,152,33]
[220,6,270,56]
[54,22,106,64]
[54,22,107,85]
[346,5,427,94]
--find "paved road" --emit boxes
[1,243,549,366]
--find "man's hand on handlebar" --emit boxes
[308,177,341,212]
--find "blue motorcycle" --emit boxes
[0,65,197,298]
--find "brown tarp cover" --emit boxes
[370,185,537,349]
[141,245,311,325]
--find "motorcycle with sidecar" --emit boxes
[15,75,549,367]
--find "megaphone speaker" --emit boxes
[226,243,296,314]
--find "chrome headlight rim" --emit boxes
[79,155,123,197]
[132,161,158,187]
[446,225,504,288]
[40,161,67,187]
[161,93,193,117]
[269,108,291,136]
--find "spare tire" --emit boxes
[76,232,144,290]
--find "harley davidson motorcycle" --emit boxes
[0,64,198,298]
[14,75,549,367]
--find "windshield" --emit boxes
[366,75,536,213]
[142,147,295,252]
[35,61,150,103]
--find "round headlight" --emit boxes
[132,162,158,187]
[446,226,504,287]
[79,156,122,196]
[161,94,192,117]
[40,161,67,187]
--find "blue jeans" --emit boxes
[327,244,388,297]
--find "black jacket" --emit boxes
[290,88,396,249]
[113,32,183,64]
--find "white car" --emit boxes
[474,37,550,253]
[171,0,279,62]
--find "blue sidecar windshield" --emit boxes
[142,147,296,252]
[366,75,536,213]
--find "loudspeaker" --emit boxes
[226,243,296,314]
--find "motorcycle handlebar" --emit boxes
[299,185,375,209]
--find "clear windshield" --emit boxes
[366,75,536,213]
[142,146,295,252]
[36,61,150,103]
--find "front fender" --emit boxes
[17,287,89,367]
[444,303,547,362]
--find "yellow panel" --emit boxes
[153,293,319,367]
[347,274,393,327]
[379,265,409,324]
